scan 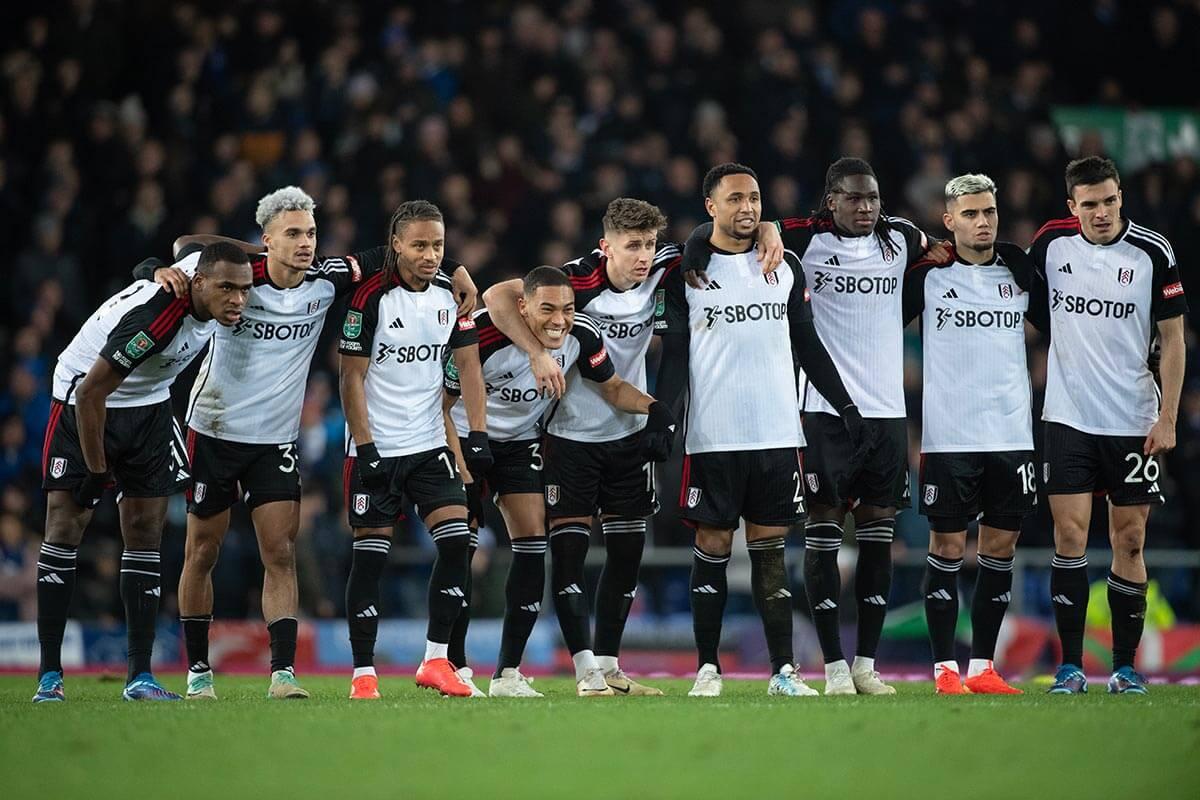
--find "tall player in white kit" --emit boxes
[446,267,674,697]
[1028,158,1187,696]
[144,188,477,700]
[904,175,1036,695]
[656,163,864,697]
[33,244,252,703]
[339,200,490,700]
[480,199,697,695]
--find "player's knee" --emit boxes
[929,535,965,560]
[122,511,164,549]
[695,529,732,557]
[1109,524,1146,562]
[1053,519,1089,551]
[260,538,295,574]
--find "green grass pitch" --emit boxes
[3,675,1199,799]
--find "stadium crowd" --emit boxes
[1,0,1198,629]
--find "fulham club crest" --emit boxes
[546,485,560,505]
[193,482,207,503]
[1117,267,1134,285]
[764,272,778,286]
[307,300,321,314]
[438,309,451,325]
[923,484,939,505]
[686,487,702,508]
[50,457,66,479]
[805,473,819,493]
[353,493,370,515]
[998,283,1013,300]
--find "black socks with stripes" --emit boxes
[803,520,844,663]
[971,554,1014,662]
[748,537,794,673]
[550,523,592,655]
[854,517,894,659]
[594,517,646,660]
[36,541,77,676]
[1051,553,1089,666]
[497,537,547,675]
[120,549,161,681]
[1108,571,1148,670]
[447,531,479,668]
[427,519,472,645]
[923,552,962,664]
[690,545,730,672]
[346,536,390,668]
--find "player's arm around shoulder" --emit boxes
[481,276,566,399]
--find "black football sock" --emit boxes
[550,523,592,655]
[923,553,962,664]
[1107,571,1148,671]
[181,615,212,673]
[346,536,390,668]
[427,519,472,646]
[1051,553,1089,667]
[690,545,730,672]
[748,537,794,673]
[970,554,1014,661]
[854,517,895,659]
[120,549,161,681]
[496,537,547,675]
[594,517,646,659]
[447,532,478,668]
[803,520,844,663]
[267,617,298,673]
[36,541,77,676]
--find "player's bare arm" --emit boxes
[442,391,472,484]
[70,357,125,506]
[481,278,566,398]
[1146,314,1185,455]
[681,221,785,289]
[451,342,493,476]
[338,353,373,449]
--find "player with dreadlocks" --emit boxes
[682,157,950,695]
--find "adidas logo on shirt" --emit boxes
[702,280,723,291]
[942,289,959,299]
[1058,263,1073,274]
[824,256,841,266]
[389,318,404,329]
[356,605,378,618]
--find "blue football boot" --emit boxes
[122,672,182,701]
[1107,666,1149,695]
[1047,664,1088,694]
[32,671,65,703]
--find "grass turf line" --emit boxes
[3,676,1199,799]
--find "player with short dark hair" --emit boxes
[904,174,1036,695]
[682,157,948,695]
[33,244,251,703]
[657,163,863,697]
[446,265,673,697]
[1029,156,1187,695]
[339,200,489,700]
[142,187,477,700]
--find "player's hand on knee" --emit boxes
[72,471,108,509]
[356,442,389,491]
[530,351,566,399]
[637,401,677,462]
[464,431,493,475]
[152,265,191,296]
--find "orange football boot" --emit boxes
[935,669,971,695]
[350,674,381,700]
[415,658,473,697]
[964,666,1023,694]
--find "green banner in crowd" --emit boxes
[1052,107,1200,171]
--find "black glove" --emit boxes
[356,442,389,491]
[637,401,677,463]
[836,404,875,501]
[72,471,107,509]
[840,403,864,445]
[463,431,493,476]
